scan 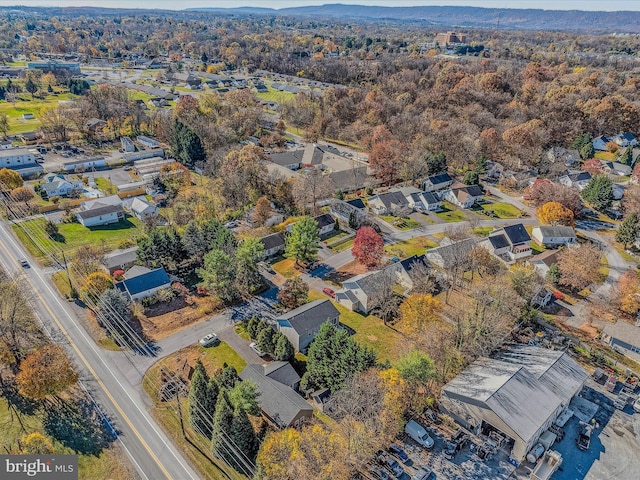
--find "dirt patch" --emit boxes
[324,260,369,284]
[366,334,378,342]
[145,296,186,317]
[139,296,223,341]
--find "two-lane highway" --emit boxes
[0,222,200,480]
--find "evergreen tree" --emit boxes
[246,316,261,340]
[580,143,595,161]
[210,391,235,463]
[284,217,319,266]
[570,133,592,152]
[198,249,238,304]
[300,322,376,392]
[235,237,264,295]
[25,77,37,98]
[137,228,187,272]
[273,333,294,361]
[616,213,640,249]
[619,146,634,165]
[229,407,257,467]
[546,263,560,284]
[581,174,614,211]
[189,360,215,438]
[172,119,206,167]
[425,151,447,175]
[256,326,275,355]
[462,170,480,186]
[218,365,239,389]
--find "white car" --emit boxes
[199,333,220,347]
[249,342,267,357]
[633,397,640,413]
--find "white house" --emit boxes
[77,204,125,227]
[406,191,441,212]
[367,191,409,215]
[422,172,453,192]
[613,132,638,148]
[600,161,632,177]
[127,197,158,220]
[80,195,122,211]
[442,185,483,209]
[531,226,577,247]
[40,173,83,198]
[276,299,340,353]
[259,232,286,258]
[480,224,532,261]
[314,213,337,236]
[558,171,591,190]
[62,157,107,172]
[115,266,172,301]
[0,148,36,168]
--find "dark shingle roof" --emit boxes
[115,268,170,296]
[77,204,123,220]
[276,299,340,336]
[260,232,286,251]
[314,213,335,229]
[488,234,510,249]
[239,364,313,428]
[503,224,531,245]
[263,361,301,387]
[425,173,452,185]
[346,198,365,209]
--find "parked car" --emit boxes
[369,466,390,480]
[444,430,469,460]
[374,449,386,464]
[412,466,436,480]
[199,333,220,347]
[322,287,335,298]
[224,221,238,228]
[384,456,404,478]
[250,342,267,357]
[388,443,409,464]
[405,420,434,449]
[19,258,29,268]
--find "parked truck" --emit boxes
[530,450,562,480]
[405,420,434,449]
[577,423,593,451]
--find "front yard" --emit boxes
[13,215,143,258]
[478,201,525,219]
[379,215,422,230]
[434,202,468,222]
[384,237,438,259]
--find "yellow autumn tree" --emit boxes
[20,433,55,454]
[378,368,408,436]
[82,271,114,302]
[257,428,301,480]
[536,201,575,226]
[397,293,442,336]
[617,269,640,315]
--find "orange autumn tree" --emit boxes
[536,201,575,226]
[16,344,78,400]
[396,293,442,336]
[617,269,640,315]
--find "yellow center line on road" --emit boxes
[0,236,174,480]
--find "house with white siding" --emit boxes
[531,226,576,247]
[276,299,340,353]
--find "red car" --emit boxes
[322,287,336,298]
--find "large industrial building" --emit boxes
[439,345,588,464]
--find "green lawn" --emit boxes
[309,290,403,362]
[328,238,354,253]
[472,226,494,237]
[384,237,437,259]
[272,258,299,278]
[94,177,117,195]
[0,91,77,134]
[479,202,524,219]
[200,342,247,372]
[256,86,297,105]
[13,215,144,258]
[435,202,468,222]
[0,396,135,480]
[379,215,422,230]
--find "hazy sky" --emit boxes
[1,0,640,11]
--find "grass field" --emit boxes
[0,91,77,133]
[328,238,354,253]
[384,237,438,259]
[0,396,135,480]
[309,290,403,362]
[379,215,421,230]
[272,258,299,278]
[94,177,117,195]
[435,202,468,222]
[13,215,143,258]
[594,151,617,161]
[256,87,297,105]
[472,226,494,237]
[479,201,524,219]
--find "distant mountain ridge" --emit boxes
[188,4,640,32]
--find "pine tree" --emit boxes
[546,263,560,284]
[581,174,613,211]
[620,146,634,166]
[211,391,234,463]
[273,333,294,361]
[284,217,319,266]
[198,249,238,304]
[218,365,239,389]
[229,407,257,467]
[616,213,640,249]
[256,326,275,356]
[235,237,263,295]
[246,316,260,340]
[189,360,214,438]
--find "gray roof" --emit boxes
[426,238,477,269]
[77,204,123,220]
[103,246,139,269]
[240,364,313,428]
[502,224,531,245]
[443,345,587,443]
[269,150,304,167]
[534,226,576,238]
[314,213,335,229]
[260,232,286,251]
[263,361,301,387]
[424,172,452,185]
[276,299,340,336]
[369,191,409,210]
[488,234,510,250]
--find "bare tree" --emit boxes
[292,169,335,214]
[368,268,401,324]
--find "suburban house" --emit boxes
[259,232,286,259]
[394,186,441,212]
[442,184,484,209]
[314,213,337,236]
[85,118,107,134]
[531,226,577,247]
[239,364,314,429]
[103,246,139,274]
[115,266,172,301]
[127,197,158,220]
[592,135,611,151]
[600,161,632,177]
[426,238,477,269]
[77,204,125,227]
[330,199,366,224]
[558,171,591,190]
[545,147,580,167]
[527,250,559,277]
[480,224,532,261]
[439,345,588,464]
[613,132,638,148]
[263,361,301,390]
[367,191,409,215]
[601,320,640,363]
[276,299,340,353]
[422,172,453,192]
[335,256,422,314]
[40,173,83,198]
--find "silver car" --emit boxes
[199,333,220,347]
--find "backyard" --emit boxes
[478,201,524,219]
[379,215,422,230]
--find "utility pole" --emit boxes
[61,250,73,295]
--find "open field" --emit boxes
[479,201,524,219]
[256,87,297,105]
[0,91,76,133]
[13,215,143,258]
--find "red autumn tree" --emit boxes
[352,226,384,268]
[582,158,604,175]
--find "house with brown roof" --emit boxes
[442,184,484,208]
